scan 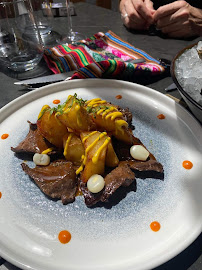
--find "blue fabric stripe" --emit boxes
[105,32,159,64]
[80,67,97,78]
[59,56,70,71]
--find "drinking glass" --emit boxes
[25,0,60,46]
[0,0,43,72]
[62,0,86,44]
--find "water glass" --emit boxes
[25,0,61,47]
[0,0,43,72]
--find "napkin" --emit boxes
[44,30,166,81]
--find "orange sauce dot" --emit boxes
[53,99,60,104]
[1,133,9,140]
[58,230,71,244]
[0,192,2,199]
[157,114,165,120]
[182,160,193,170]
[150,221,161,232]
[116,95,122,99]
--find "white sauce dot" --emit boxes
[33,153,50,166]
[87,174,105,193]
[130,145,149,161]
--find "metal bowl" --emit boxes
[171,43,202,123]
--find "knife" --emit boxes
[165,82,177,92]
[14,71,75,86]
[14,58,146,86]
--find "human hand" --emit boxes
[154,1,201,38]
[189,8,202,37]
[120,0,155,30]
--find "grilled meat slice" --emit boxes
[80,163,136,207]
[117,106,133,127]
[21,160,77,204]
[101,163,135,202]
[11,122,52,155]
[123,160,163,173]
[120,159,164,179]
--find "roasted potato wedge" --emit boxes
[63,132,85,165]
[85,99,133,144]
[56,95,95,132]
[105,141,119,167]
[80,131,110,183]
[37,105,67,149]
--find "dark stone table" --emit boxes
[0,3,201,270]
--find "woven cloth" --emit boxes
[44,30,165,80]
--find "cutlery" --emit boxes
[14,58,146,87]
[165,82,177,92]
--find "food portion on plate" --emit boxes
[11,93,164,207]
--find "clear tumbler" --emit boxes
[0,0,43,72]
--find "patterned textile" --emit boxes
[44,30,165,80]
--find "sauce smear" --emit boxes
[1,133,9,140]
[182,160,193,170]
[0,192,2,199]
[150,221,161,232]
[58,230,71,244]
[116,95,122,99]
[53,99,60,104]
[157,114,165,120]
[76,187,83,196]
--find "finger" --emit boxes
[160,19,186,33]
[120,0,128,13]
[154,0,188,21]
[124,0,148,26]
[124,15,148,30]
[156,8,189,28]
[144,0,155,12]
[123,9,149,30]
[131,0,154,24]
[161,20,192,37]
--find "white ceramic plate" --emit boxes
[0,79,202,270]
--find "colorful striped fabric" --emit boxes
[44,30,165,80]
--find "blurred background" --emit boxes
[58,0,119,11]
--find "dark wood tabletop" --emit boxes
[0,2,201,270]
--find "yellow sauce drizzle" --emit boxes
[85,98,102,105]
[38,105,50,119]
[67,95,73,100]
[115,120,128,135]
[97,109,105,115]
[63,134,73,157]
[41,148,53,154]
[54,114,63,125]
[92,137,111,164]
[106,112,123,120]
[115,119,128,128]
[92,100,107,107]
[76,132,108,175]
[102,107,115,117]
[82,131,97,143]
[75,105,80,111]
[64,107,71,114]
[85,132,107,154]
